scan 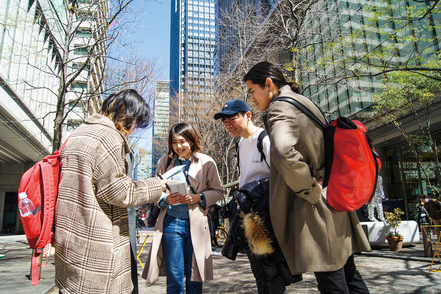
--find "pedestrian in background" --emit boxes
[208,203,221,249]
[142,123,224,293]
[55,89,167,294]
[420,195,441,239]
[243,62,371,294]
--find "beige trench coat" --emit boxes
[54,114,162,294]
[142,153,224,286]
[265,86,371,274]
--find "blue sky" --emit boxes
[132,0,171,80]
[126,1,171,152]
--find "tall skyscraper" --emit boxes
[170,0,216,120]
[152,80,171,175]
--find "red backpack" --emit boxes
[17,138,69,285]
[275,97,381,212]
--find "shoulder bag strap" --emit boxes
[275,97,329,129]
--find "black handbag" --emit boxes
[220,202,232,219]
[147,203,160,227]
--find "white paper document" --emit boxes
[160,165,186,180]
[167,180,188,196]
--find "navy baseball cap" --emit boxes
[214,99,251,120]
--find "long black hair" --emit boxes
[243,61,300,93]
[100,89,151,135]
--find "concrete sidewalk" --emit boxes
[1,230,440,294]
[0,234,55,294]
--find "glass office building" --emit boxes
[296,0,441,218]
[170,0,217,119]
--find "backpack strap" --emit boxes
[235,138,241,176]
[235,129,270,175]
[257,130,270,168]
[166,156,172,169]
[275,97,329,128]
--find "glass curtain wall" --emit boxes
[385,134,441,221]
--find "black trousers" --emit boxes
[247,251,287,294]
[314,255,369,294]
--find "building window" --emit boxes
[74,46,89,55]
[66,120,83,131]
[71,82,88,92]
[72,63,90,71]
[75,28,92,38]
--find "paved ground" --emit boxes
[1,228,441,294]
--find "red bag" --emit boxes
[323,118,381,211]
[275,97,381,212]
[17,138,69,285]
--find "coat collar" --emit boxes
[263,84,293,130]
[85,113,130,153]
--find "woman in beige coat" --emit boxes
[55,89,166,294]
[243,62,371,294]
[142,123,224,293]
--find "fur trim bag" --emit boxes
[233,178,303,285]
[234,177,276,256]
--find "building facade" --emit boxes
[152,80,171,176]
[170,0,216,120]
[295,0,441,219]
[0,0,106,234]
[136,149,153,180]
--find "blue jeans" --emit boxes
[162,215,203,294]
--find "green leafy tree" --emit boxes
[315,0,441,84]
[373,67,441,194]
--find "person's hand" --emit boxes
[317,178,324,189]
[180,193,200,204]
[166,192,183,205]
[160,179,169,192]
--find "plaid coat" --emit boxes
[54,114,162,294]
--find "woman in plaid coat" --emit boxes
[54,89,166,294]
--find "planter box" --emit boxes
[360,220,420,245]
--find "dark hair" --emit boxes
[243,61,300,93]
[100,89,151,135]
[168,123,203,157]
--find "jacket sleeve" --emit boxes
[200,159,225,207]
[94,135,162,207]
[267,101,322,205]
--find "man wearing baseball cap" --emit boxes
[214,99,302,294]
